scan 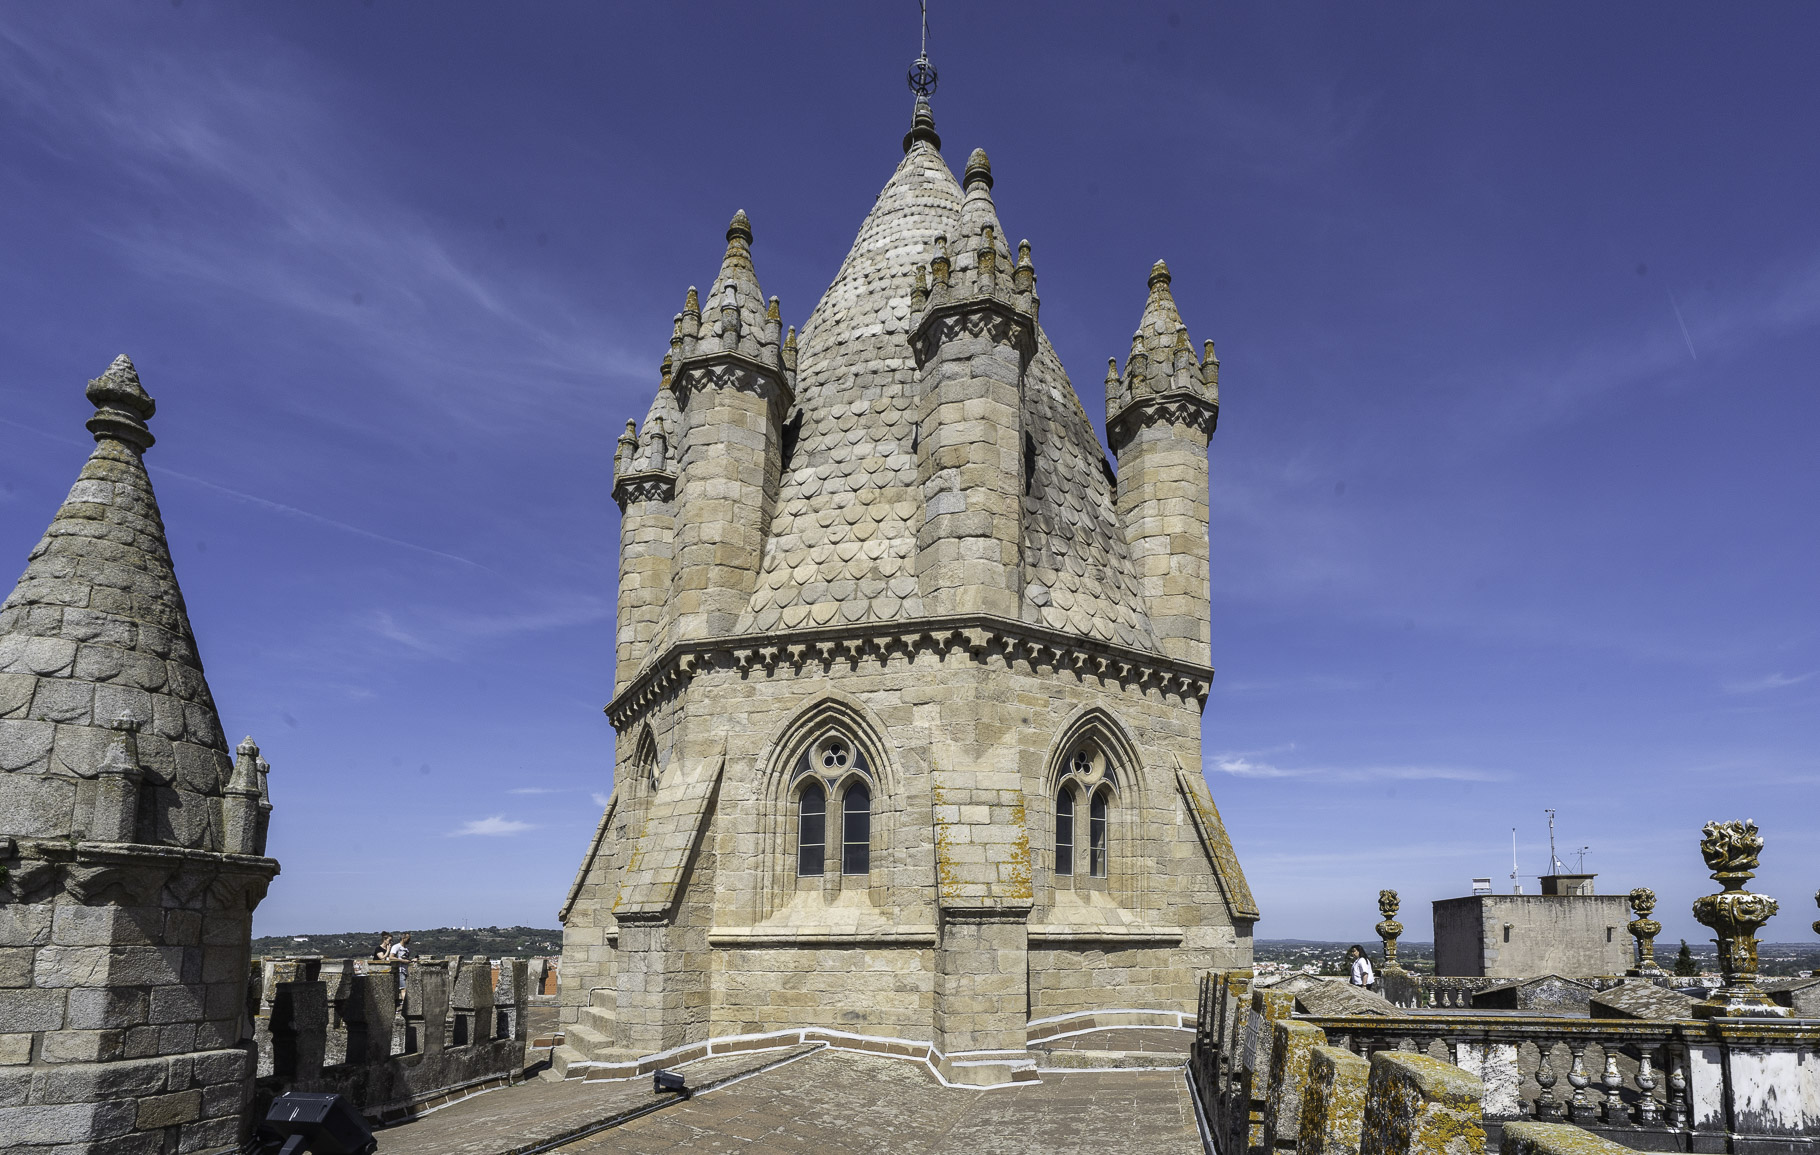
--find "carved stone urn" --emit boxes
[1690,819,1786,1018]
[1627,887,1665,977]
[1375,888,1405,974]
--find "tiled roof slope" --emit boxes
[0,357,233,849]
[734,132,1158,651]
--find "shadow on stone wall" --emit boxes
[248,955,529,1124]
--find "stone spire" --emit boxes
[696,209,781,364]
[0,358,278,1154]
[0,357,235,849]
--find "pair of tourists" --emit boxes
[372,931,414,961]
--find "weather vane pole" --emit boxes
[909,0,937,98]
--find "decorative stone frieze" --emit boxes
[604,613,1215,731]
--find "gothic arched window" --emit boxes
[798,782,826,877]
[1052,734,1120,888]
[842,782,871,875]
[1055,787,1075,876]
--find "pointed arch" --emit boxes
[1040,705,1148,908]
[1043,705,1145,796]
[758,692,899,802]
[629,725,660,789]
[757,693,899,916]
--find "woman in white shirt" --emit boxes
[1347,944,1375,988]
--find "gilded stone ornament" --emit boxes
[1376,888,1406,973]
[1626,886,1665,976]
[1689,819,1787,1018]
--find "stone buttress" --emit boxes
[560,98,1255,1086]
[0,358,279,1153]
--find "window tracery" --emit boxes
[790,731,873,881]
[1051,732,1123,889]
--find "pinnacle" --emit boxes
[84,353,156,451]
[903,96,941,153]
[1149,260,1171,288]
[726,209,752,245]
[85,354,155,421]
[963,148,993,189]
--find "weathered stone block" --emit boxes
[0,986,67,1031]
[65,987,148,1031]
[0,1097,136,1143]
[1362,1051,1485,1155]
[0,1033,31,1064]
[53,904,161,948]
[0,947,33,988]
[1499,1123,1633,1155]
[134,1087,201,1128]
[30,1054,170,1104]
[1264,1019,1326,1147]
[40,1029,126,1063]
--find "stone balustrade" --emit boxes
[1190,969,1820,1155]
[248,955,529,1124]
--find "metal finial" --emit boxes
[908,0,937,98]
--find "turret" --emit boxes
[1105,261,1219,664]
[907,148,1039,620]
[612,357,681,692]
[665,211,792,639]
[224,735,264,854]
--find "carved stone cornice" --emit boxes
[669,348,793,411]
[612,469,676,510]
[1107,389,1218,448]
[909,296,1037,371]
[604,612,1215,731]
[1,838,280,910]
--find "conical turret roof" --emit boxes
[0,358,234,848]
[735,112,1156,649]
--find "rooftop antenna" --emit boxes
[1574,845,1591,873]
[1546,808,1565,874]
[908,0,938,98]
[1510,827,1522,894]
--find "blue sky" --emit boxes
[1,3,1815,945]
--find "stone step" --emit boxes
[588,987,615,1010]
[578,1006,614,1042]
[1030,1049,1186,1071]
[548,1044,591,1080]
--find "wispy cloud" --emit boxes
[507,787,560,795]
[1723,671,1815,695]
[0,14,645,435]
[152,464,489,572]
[368,595,613,660]
[592,792,612,809]
[448,816,533,837]
[1207,752,1502,783]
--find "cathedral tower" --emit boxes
[560,94,1254,1086]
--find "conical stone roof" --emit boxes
[736,120,1157,649]
[0,357,234,848]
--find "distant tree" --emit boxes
[1674,939,1698,977]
